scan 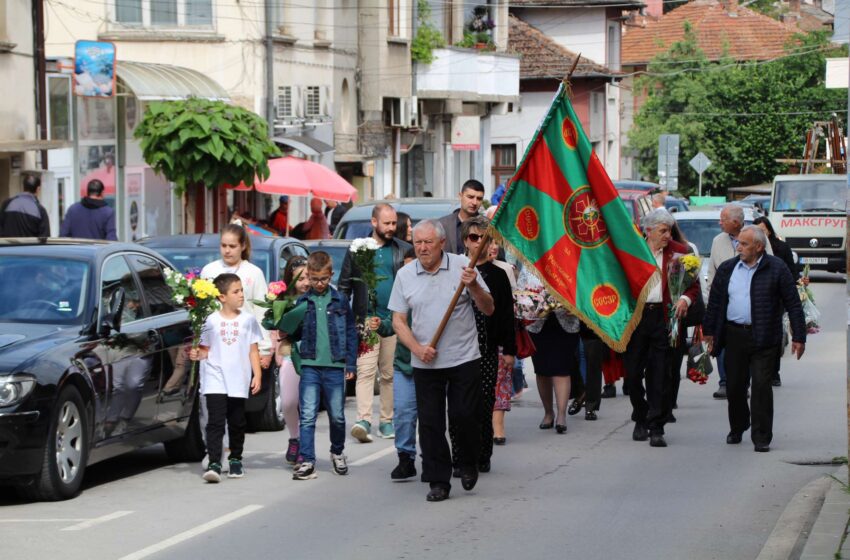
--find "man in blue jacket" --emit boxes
[60,179,117,240]
[703,225,806,453]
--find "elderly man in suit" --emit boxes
[626,208,700,448]
[703,225,805,453]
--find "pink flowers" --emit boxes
[267,281,287,300]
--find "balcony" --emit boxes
[414,48,519,103]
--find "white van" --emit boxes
[770,174,847,273]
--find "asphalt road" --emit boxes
[2,272,846,560]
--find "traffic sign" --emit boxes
[657,134,680,191]
[689,152,711,174]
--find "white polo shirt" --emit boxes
[388,252,489,370]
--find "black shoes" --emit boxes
[427,484,450,502]
[771,377,782,387]
[567,395,585,416]
[713,386,727,399]
[726,432,743,444]
[585,410,597,421]
[460,468,478,491]
[649,434,667,447]
[555,424,567,434]
[478,460,491,473]
[452,466,462,479]
[539,419,554,429]
[632,423,649,441]
[493,437,506,446]
[601,384,616,399]
[754,443,770,453]
[667,413,677,423]
[391,453,417,480]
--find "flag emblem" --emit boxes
[561,117,578,150]
[591,284,620,317]
[515,205,540,241]
[564,186,608,248]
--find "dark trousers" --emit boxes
[414,359,482,486]
[724,323,778,446]
[625,306,671,435]
[574,335,605,412]
[205,394,247,464]
[669,347,686,409]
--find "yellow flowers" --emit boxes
[680,254,701,274]
[191,279,220,300]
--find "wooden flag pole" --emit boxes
[561,55,582,96]
[428,229,492,348]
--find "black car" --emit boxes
[138,234,309,432]
[0,239,204,500]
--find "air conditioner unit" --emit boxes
[388,98,403,127]
[276,85,295,121]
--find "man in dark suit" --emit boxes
[703,225,806,453]
[627,209,700,448]
[436,179,484,254]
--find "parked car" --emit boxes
[302,239,353,288]
[740,194,771,216]
[614,180,659,192]
[0,239,204,500]
[618,189,654,227]
[665,196,690,213]
[138,234,309,432]
[673,209,755,299]
[334,198,459,240]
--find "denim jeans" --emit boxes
[392,369,417,458]
[299,366,346,463]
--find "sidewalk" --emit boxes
[799,467,850,560]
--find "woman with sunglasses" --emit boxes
[449,215,516,475]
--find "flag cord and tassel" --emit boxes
[428,230,492,348]
[561,55,582,98]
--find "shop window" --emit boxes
[114,0,212,28]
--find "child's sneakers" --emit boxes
[331,453,349,476]
[293,461,317,480]
[285,438,300,464]
[227,459,244,478]
[203,462,222,483]
[351,420,372,443]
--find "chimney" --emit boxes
[782,0,801,23]
[720,0,739,16]
[644,0,663,18]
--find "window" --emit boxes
[48,75,71,141]
[304,86,321,117]
[607,21,621,72]
[114,0,212,27]
[126,254,178,316]
[491,144,517,190]
[101,256,145,325]
[389,0,400,36]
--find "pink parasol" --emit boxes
[226,157,358,203]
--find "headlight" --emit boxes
[0,374,37,407]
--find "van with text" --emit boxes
[770,174,847,273]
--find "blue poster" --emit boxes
[74,40,116,98]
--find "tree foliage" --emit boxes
[135,98,281,195]
[628,26,847,196]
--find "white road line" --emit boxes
[350,445,396,466]
[117,505,263,560]
[0,518,87,523]
[61,510,134,531]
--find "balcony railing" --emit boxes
[414,47,519,102]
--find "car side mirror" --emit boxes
[100,288,125,336]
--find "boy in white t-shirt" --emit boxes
[190,273,263,483]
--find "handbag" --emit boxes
[515,319,536,359]
[686,326,713,375]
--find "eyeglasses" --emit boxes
[309,276,331,285]
[466,233,485,242]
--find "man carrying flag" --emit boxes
[489,81,658,358]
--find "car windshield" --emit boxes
[675,218,752,256]
[0,256,89,323]
[773,180,847,213]
[155,248,271,279]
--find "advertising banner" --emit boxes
[74,40,116,98]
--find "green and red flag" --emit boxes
[491,83,658,352]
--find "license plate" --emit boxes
[800,257,828,264]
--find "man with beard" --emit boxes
[437,179,485,254]
[339,203,412,443]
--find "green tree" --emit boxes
[135,98,281,195]
[628,26,847,197]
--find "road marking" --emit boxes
[0,518,87,523]
[350,445,396,467]
[62,510,133,531]
[118,505,263,560]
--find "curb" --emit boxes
[799,468,850,560]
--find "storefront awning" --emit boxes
[0,139,72,152]
[273,135,334,156]
[116,61,229,101]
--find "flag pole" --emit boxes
[428,231,492,348]
[561,54,582,96]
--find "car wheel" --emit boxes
[19,386,89,501]
[246,366,285,432]
[164,394,206,463]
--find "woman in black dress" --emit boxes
[449,216,516,474]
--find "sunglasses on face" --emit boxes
[466,233,485,242]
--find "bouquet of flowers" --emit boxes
[798,264,820,334]
[686,326,712,385]
[253,279,300,328]
[667,253,701,347]
[163,267,221,388]
[349,237,387,355]
[514,285,563,323]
